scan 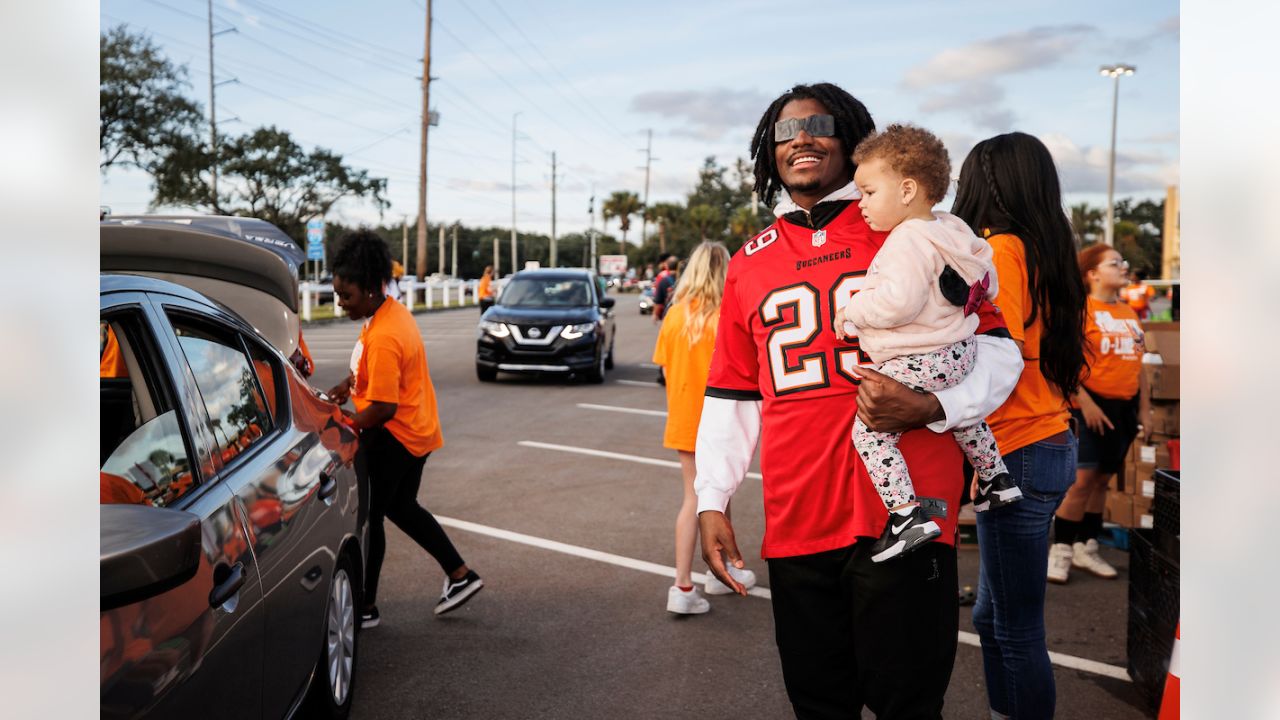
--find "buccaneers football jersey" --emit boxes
[702,198,1009,558]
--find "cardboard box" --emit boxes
[1146,402,1180,437]
[1144,364,1180,401]
[1133,495,1155,529]
[1106,491,1134,527]
[1142,323,1180,364]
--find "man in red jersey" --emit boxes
[694,83,1023,719]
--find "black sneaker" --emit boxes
[870,505,942,563]
[973,472,1023,512]
[434,570,484,616]
[360,606,380,629]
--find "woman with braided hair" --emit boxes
[326,229,482,627]
[952,132,1086,720]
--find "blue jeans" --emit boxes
[972,431,1077,719]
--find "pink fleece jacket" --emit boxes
[843,211,998,364]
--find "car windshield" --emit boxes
[500,277,593,307]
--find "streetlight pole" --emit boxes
[511,111,521,274]
[1100,63,1135,247]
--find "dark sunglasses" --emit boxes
[774,114,835,142]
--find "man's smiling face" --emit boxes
[773,97,850,209]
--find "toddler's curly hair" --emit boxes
[852,123,952,204]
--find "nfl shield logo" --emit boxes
[811,230,827,248]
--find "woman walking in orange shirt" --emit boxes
[953,132,1086,720]
[1048,245,1149,583]
[653,242,755,614]
[326,230,482,628]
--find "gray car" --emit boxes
[100,219,366,719]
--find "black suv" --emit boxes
[476,268,616,383]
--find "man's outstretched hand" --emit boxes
[855,365,945,433]
[699,511,748,597]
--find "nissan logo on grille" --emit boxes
[527,327,542,338]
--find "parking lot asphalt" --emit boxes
[303,293,1154,720]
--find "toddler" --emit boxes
[838,124,1022,562]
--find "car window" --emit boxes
[501,278,592,307]
[170,316,274,469]
[100,313,195,508]
[246,339,284,422]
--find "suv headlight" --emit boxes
[479,321,510,338]
[561,322,596,339]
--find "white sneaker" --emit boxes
[1047,543,1072,584]
[704,564,757,595]
[666,585,710,614]
[1072,539,1118,579]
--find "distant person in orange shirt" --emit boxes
[476,265,495,311]
[326,230,482,628]
[1048,245,1150,584]
[953,132,1086,720]
[652,241,755,614]
[1122,268,1156,320]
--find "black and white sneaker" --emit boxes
[434,570,484,616]
[870,505,942,563]
[973,472,1023,512]
[360,606,380,629]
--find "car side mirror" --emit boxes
[101,503,202,611]
[479,297,495,312]
[599,297,616,309]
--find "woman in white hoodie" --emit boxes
[837,124,1022,562]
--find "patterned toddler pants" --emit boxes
[853,337,1008,509]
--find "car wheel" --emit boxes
[604,340,615,370]
[476,363,497,382]
[586,346,606,384]
[304,554,358,719]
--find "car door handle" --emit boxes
[209,562,246,608]
[318,471,338,501]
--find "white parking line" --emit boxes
[437,515,772,600]
[437,515,1131,681]
[616,379,660,388]
[517,440,762,480]
[577,403,667,418]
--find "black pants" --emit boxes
[767,540,959,720]
[356,426,465,607]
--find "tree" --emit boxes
[100,26,205,172]
[602,191,642,247]
[154,126,388,243]
[686,203,724,243]
[1113,198,1165,277]
[1069,203,1103,249]
[644,202,684,255]
[729,205,762,242]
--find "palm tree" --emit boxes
[729,205,759,240]
[686,203,723,241]
[644,202,684,255]
[1070,202,1104,249]
[602,191,642,247]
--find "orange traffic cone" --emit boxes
[1158,622,1180,719]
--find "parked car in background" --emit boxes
[475,268,616,383]
[100,217,365,720]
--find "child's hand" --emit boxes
[834,319,858,342]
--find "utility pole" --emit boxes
[402,216,409,272]
[451,223,458,278]
[511,112,521,273]
[588,187,598,274]
[550,151,558,268]
[638,128,654,246]
[438,225,445,277]
[493,237,500,276]
[415,0,433,278]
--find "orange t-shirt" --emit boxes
[100,325,128,378]
[1077,296,1145,401]
[652,300,718,452]
[351,298,444,457]
[1122,282,1155,315]
[477,274,494,299]
[985,233,1070,454]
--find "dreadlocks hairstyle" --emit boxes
[951,132,1086,398]
[749,82,877,206]
[331,228,393,297]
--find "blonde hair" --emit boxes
[670,242,731,346]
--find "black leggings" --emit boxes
[356,426,465,607]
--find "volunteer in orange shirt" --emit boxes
[953,132,1086,720]
[652,242,756,615]
[326,230,483,628]
[477,265,495,301]
[1048,245,1150,584]
[1122,269,1156,320]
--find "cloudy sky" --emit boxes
[99,0,1179,237]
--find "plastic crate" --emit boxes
[1127,608,1175,711]
[1097,523,1130,551]
[1154,469,1180,537]
[1129,529,1180,637]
